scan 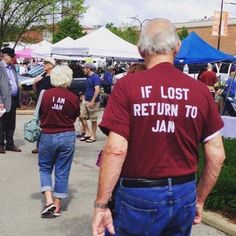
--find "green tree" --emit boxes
[59,0,87,18]
[121,27,139,45]
[106,23,139,45]
[52,16,86,43]
[178,26,189,40]
[0,0,86,48]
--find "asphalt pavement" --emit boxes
[0,112,228,236]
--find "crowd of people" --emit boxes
[0,17,228,236]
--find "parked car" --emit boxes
[69,77,87,96]
[214,62,235,82]
[19,65,87,96]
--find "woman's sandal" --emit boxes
[41,203,56,217]
[80,136,91,141]
[86,138,96,143]
[53,208,62,217]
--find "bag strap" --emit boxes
[33,90,45,119]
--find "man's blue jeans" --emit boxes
[38,131,76,198]
[107,178,196,236]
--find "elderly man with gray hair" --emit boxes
[38,65,80,218]
[199,63,218,97]
[92,18,225,236]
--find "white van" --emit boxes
[214,62,234,82]
[176,62,235,81]
[79,57,106,68]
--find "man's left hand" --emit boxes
[92,208,115,236]
[87,101,95,108]
[193,201,204,224]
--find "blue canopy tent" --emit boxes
[175,32,236,64]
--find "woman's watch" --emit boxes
[94,201,108,209]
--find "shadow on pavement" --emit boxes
[31,187,78,211]
[47,214,92,236]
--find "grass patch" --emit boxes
[198,139,236,218]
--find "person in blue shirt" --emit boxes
[80,63,101,143]
[102,67,114,94]
[222,76,236,99]
[101,67,115,107]
[215,70,236,113]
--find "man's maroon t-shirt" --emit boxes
[199,70,217,87]
[99,62,223,179]
[40,87,80,134]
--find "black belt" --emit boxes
[121,173,196,188]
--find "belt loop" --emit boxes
[119,177,124,188]
[168,178,172,192]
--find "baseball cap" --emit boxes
[1,47,15,57]
[43,57,56,66]
[81,63,96,70]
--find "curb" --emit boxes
[203,211,236,236]
[16,110,34,115]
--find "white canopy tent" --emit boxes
[8,42,27,51]
[51,27,141,60]
[51,36,85,56]
[3,41,52,59]
[31,40,52,58]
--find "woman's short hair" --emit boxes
[50,65,73,88]
[127,63,146,74]
[137,18,180,56]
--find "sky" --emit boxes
[80,0,236,27]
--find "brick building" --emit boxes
[175,18,236,55]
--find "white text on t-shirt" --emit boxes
[133,85,198,133]
[52,96,65,111]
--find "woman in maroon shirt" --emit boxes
[38,65,80,218]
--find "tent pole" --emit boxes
[217,0,224,50]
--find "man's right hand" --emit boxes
[92,208,115,236]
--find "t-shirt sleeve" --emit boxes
[99,79,130,140]
[93,75,101,86]
[201,91,224,142]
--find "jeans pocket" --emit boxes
[61,133,76,147]
[117,201,157,236]
[183,195,196,220]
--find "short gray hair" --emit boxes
[207,63,213,69]
[137,18,180,55]
[50,65,73,88]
